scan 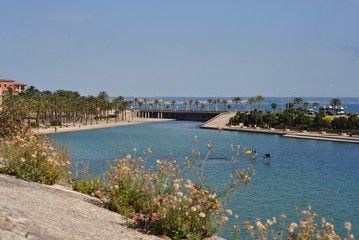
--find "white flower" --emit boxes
[225,209,233,215]
[199,212,206,218]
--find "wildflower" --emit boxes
[234,215,239,219]
[177,192,183,197]
[133,148,137,152]
[280,214,287,219]
[267,219,273,225]
[345,222,352,231]
[191,206,197,212]
[246,150,252,155]
[147,148,152,154]
[173,183,180,190]
[132,216,140,224]
[208,193,217,199]
[256,220,266,231]
[199,212,206,218]
[150,212,158,222]
[225,209,233,215]
[20,158,25,163]
[349,234,355,239]
[290,222,298,228]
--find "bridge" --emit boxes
[137,109,227,122]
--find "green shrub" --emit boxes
[101,139,255,239]
[50,119,61,126]
[0,133,70,184]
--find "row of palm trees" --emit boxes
[2,86,339,127]
[1,87,130,127]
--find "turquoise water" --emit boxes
[50,121,359,239]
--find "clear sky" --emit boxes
[1,0,359,98]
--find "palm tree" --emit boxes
[247,97,256,111]
[215,99,221,111]
[188,100,194,110]
[143,98,149,109]
[153,99,160,109]
[255,95,264,111]
[194,100,200,110]
[303,102,310,110]
[207,99,213,110]
[183,101,188,110]
[232,97,242,111]
[294,97,303,107]
[271,102,278,112]
[221,99,228,110]
[170,100,177,110]
[330,98,342,107]
[312,102,320,110]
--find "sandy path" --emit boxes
[33,118,174,135]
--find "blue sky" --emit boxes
[1,0,359,97]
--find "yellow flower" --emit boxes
[246,150,252,155]
[147,148,152,154]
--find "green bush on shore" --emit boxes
[0,133,70,184]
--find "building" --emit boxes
[0,79,27,95]
[0,79,27,111]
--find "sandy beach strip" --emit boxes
[33,118,175,135]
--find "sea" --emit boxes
[123,96,359,113]
[50,119,359,239]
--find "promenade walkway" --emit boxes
[201,113,359,144]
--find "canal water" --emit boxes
[50,121,359,239]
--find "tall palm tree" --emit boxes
[271,102,278,112]
[183,101,188,110]
[143,98,149,109]
[207,99,213,110]
[232,97,242,110]
[255,95,264,111]
[330,98,342,107]
[312,102,320,110]
[221,99,228,110]
[247,97,256,111]
[170,100,177,110]
[303,102,310,110]
[153,99,160,109]
[215,99,221,111]
[194,100,200,110]
[294,97,303,107]
[188,100,194,110]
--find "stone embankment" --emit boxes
[201,113,359,144]
[0,174,224,240]
[0,174,163,240]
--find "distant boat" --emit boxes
[319,105,345,115]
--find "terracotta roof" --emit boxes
[0,79,15,82]
[0,79,27,86]
[14,82,27,86]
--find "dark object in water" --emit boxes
[263,153,271,163]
